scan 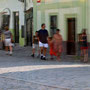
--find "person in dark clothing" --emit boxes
[80,29,88,62]
[38,23,48,60]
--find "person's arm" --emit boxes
[10,31,13,40]
[47,30,49,41]
[38,30,40,41]
[37,36,39,42]
[11,34,13,40]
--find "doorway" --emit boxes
[67,18,76,55]
[13,12,19,43]
[26,18,33,46]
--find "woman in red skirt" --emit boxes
[80,29,88,63]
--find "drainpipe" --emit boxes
[24,0,27,46]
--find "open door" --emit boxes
[67,18,76,55]
[13,12,19,43]
[26,18,33,46]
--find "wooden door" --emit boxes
[67,18,76,55]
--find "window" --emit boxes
[50,15,57,36]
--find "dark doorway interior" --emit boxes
[13,12,19,43]
[2,15,10,29]
[50,15,57,37]
[26,8,33,46]
[67,18,76,55]
[26,18,33,46]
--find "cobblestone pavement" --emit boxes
[0,46,90,90]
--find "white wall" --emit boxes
[0,0,24,30]
[26,0,33,10]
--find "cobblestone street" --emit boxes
[0,46,90,90]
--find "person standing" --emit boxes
[38,23,48,60]
[80,29,88,63]
[3,26,13,55]
[52,29,63,61]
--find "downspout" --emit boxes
[24,0,27,46]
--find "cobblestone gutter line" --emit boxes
[0,76,69,90]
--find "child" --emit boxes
[31,31,40,57]
[48,37,56,59]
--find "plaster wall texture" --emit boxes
[0,0,24,30]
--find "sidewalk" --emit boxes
[12,45,90,62]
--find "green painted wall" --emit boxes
[10,29,24,46]
[33,0,89,41]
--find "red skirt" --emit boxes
[49,48,56,56]
[81,47,88,50]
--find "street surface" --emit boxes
[0,46,90,90]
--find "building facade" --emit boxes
[0,0,25,46]
[33,0,90,55]
[25,0,33,46]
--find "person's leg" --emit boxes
[31,48,35,57]
[5,39,9,54]
[80,49,84,61]
[56,52,61,61]
[84,49,88,62]
[43,47,47,57]
[32,48,35,54]
[43,43,48,60]
[9,45,13,55]
[40,47,43,55]
[83,49,86,62]
[5,46,8,54]
[31,44,35,57]
[37,45,40,58]
[86,49,88,61]
[40,47,44,59]
[39,42,44,59]
[8,39,13,55]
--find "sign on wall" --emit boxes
[37,0,41,3]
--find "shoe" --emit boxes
[41,56,43,60]
[9,52,12,56]
[31,54,34,57]
[42,57,47,60]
